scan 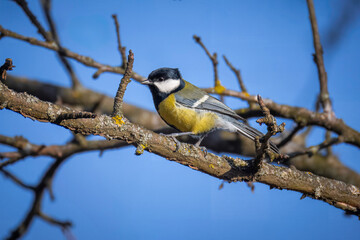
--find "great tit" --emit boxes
[142,67,279,153]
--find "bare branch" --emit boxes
[193,35,224,94]
[0,168,35,190]
[40,0,81,89]
[13,0,51,41]
[1,80,359,216]
[112,14,127,67]
[253,95,285,166]
[203,88,360,148]
[223,55,256,108]
[37,211,72,229]
[278,124,304,148]
[307,0,334,119]
[0,25,144,81]
[5,157,68,240]
[112,50,134,116]
[223,55,247,93]
[287,137,342,159]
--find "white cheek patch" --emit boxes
[154,79,180,93]
[192,95,209,108]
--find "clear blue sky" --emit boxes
[1,0,360,239]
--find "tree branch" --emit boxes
[0,58,15,82]
[223,55,256,108]
[13,0,51,41]
[4,74,360,187]
[40,0,81,89]
[307,0,334,119]
[2,26,358,148]
[204,88,360,148]
[112,14,127,67]
[112,50,134,117]
[0,25,144,81]
[193,35,225,99]
[1,78,359,217]
[0,168,35,190]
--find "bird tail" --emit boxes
[231,121,279,154]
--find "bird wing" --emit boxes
[175,81,245,121]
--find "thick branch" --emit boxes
[5,75,261,156]
[4,75,360,187]
[1,81,359,216]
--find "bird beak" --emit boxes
[141,79,152,85]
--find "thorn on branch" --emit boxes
[112,50,134,117]
[0,58,15,82]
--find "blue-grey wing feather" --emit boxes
[174,84,244,121]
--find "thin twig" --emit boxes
[6,157,68,240]
[307,0,334,119]
[287,137,342,159]
[278,124,304,148]
[40,0,81,89]
[223,55,247,92]
[0,168,35,190]
[112,14,127,67]
[193,35,220,88]
[0,25,144,81]
[37,211,72,228]
[112,50,134,116]
[0,58,15,81]
[253,95,285,166]
[223,55,256,108]
[13,0,51,41]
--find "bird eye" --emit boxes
[159,77,164,81]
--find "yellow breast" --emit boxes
[158,94,217,134]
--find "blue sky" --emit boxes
[1,0,360,239]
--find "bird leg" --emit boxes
[195,133,209,156]
[160,132,193,151]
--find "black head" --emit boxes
[142,68,185,108]
[146,68,182,83]
[142,67,184,93]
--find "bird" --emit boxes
[142,67,279,153]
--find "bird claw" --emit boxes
[171,136,181,152]
[200,146,208,157]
